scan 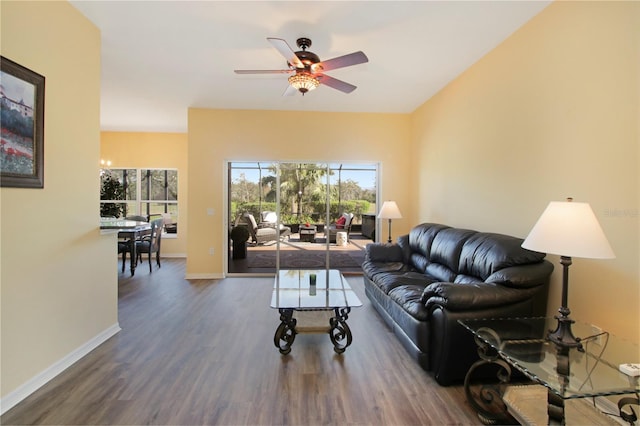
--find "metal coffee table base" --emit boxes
[274,307,353,354]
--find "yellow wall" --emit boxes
[2,0,637,410]
[1,0,117,403]
[100,131,188,256]
[187,109,412,278]
[411,1,639,343]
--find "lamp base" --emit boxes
[548,309,583,351]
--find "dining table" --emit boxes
[100,219,152,275]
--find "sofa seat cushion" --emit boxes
[374,271,435,294]
[366,279,431,354]
[361,261,406,281]
[388,285,430,321]
[372,271,415,294]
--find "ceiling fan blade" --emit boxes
[267,37,304,69]
[317,74,357,94]
[314,51,368,72]
[234,69,293,74]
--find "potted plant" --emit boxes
[230,225,250,259]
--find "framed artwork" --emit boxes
[0,56,45,188]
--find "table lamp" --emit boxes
[522,198,615,349]
[378,201,402,244]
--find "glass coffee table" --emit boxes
[270,269,362,354]
[459,317,639,425]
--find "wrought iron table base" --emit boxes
[463,335,574,425]
[463,336,517,425]
[274,307,353,354]
[274,308,297,355]
[464,335,639,425]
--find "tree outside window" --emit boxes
[100,168,178,229]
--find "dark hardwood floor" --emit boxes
[2,258,482,425]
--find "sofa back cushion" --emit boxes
[458,232,546,281]
[425,263,457,283]
[399,223,549,285]
[405,223,450,272]
[429,228,477,273]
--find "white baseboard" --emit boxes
[184,272,225,279]
[161,253,186,258]
[0,323,121,415]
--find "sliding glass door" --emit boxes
[227,161,377,274]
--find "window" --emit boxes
[100,168,178,230]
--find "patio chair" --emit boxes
[260,211,278,226]
[327,213,354,243]
[260,211,292,241]
[161,212,178,233]
[244,213,290,245]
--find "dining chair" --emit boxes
[118,215,148,272]
[136,218,163,272]
[118,240,131,273]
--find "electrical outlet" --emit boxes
[619,363,640,376]
[209,247,215,255]
[592,325,603,345]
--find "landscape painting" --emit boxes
[0,56,45,188]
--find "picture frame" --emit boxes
[1,56,45,188]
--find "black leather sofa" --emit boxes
[362,223,553,385]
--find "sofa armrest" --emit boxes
[365,243,404,262]
[397,234,412,263]
[422,282,540,311]
[429,299,536,385]
[485,261,554,289]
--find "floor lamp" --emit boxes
[378,201,402,244]
[521,198,615,349]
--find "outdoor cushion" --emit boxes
[262,211,277,223]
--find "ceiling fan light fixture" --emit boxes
[288,72,319,94]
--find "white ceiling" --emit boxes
[69,1,551,133]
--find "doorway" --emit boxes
[227,161,378,274]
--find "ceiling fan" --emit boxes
[234,37,369,95]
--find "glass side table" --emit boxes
[459,317,639,425]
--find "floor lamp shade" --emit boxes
[378,201,402,243]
